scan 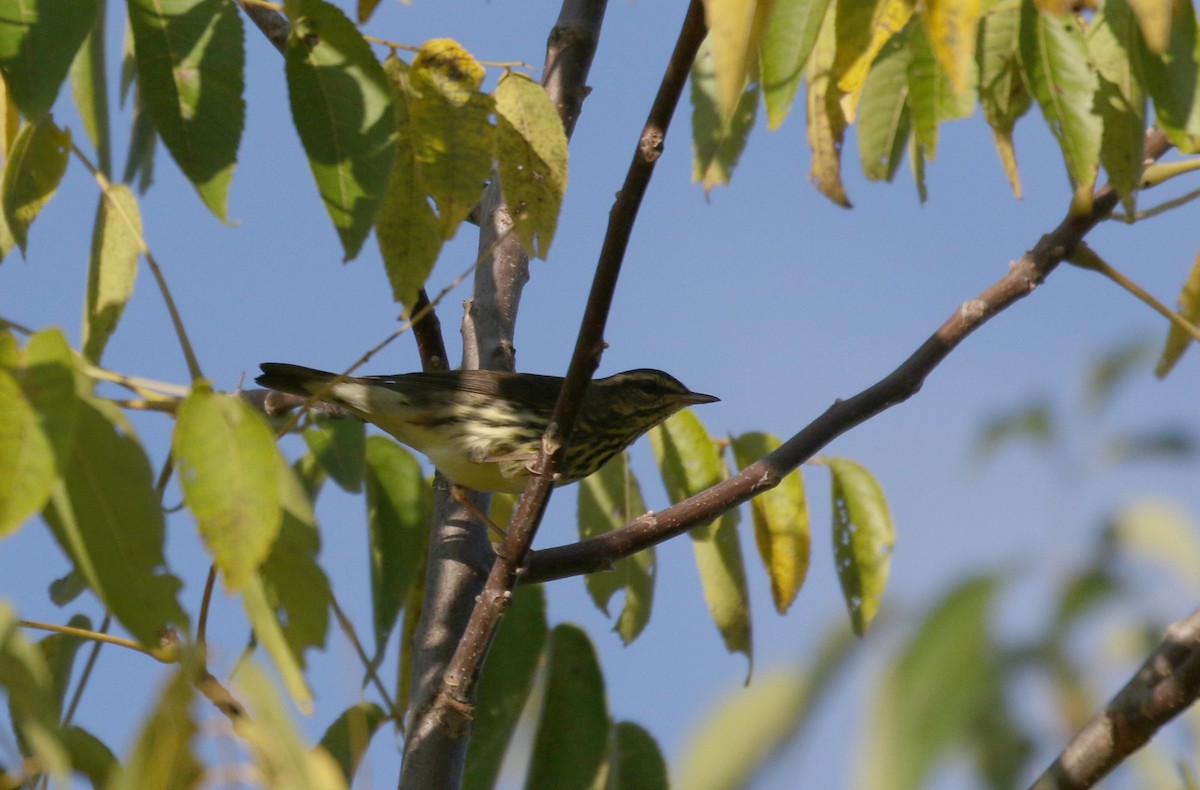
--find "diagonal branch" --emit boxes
[521,129,1174,585]
[1029,604,1200,790]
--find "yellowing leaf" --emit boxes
[703,0,777,119]
[836,0,915,122]
[494,71,568,259]
[1157,250,1200,377]
[977,2,1030,197]
[924,0,983,94]
[731,433,810,614]
[826,457,894,635]
[1127,0,1173,53]
[412,38,485,105]
[805,7,851,207]
[410,40,495,239]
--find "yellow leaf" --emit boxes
[924,0,983,94]
[1156,249,1200,377]
[703,0,777,118]
[731,433,810,614]
[1126,0,1174,54]
[990,127,1022,199]
[412,38,484,106]
[836,0,916,122]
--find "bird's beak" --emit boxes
[680,391,720,406]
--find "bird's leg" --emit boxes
[449,484,508,542]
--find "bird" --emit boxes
[255,363,719,493]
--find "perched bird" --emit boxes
[256,363,718,493]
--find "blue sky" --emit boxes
[3,0,1200,787]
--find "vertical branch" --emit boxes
[397,2,609,788]
[423,0,707,771]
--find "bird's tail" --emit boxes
[255,363,338,397]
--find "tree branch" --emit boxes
[397,2,611,788]
[521,129,1174,584]
[1030,605,1200,789]
[429,0,706,738]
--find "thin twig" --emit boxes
[18,619,165,661]
[71,142,204,382]
[330,595,405,729]
[1066,244,1200,344]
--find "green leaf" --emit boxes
[578,452,655,645]
[241,573,314,713]
[494,71,567,259]
[977,0,1031,197]
[860,576,1000,790]
[285,0,396,260]
[1139,0,1200,152]
[319,702,388,785]
[234,662,347,789]
[730,432,810,614]
[62,725,117,788]
[409,39,494,240]
[82,185,141,363]
[0,603,70,785]
[525,624,608,790]
[43,398,188,647]
[827,457,894,635]
[1019,2,1102,192]
[34,613,90,719]
[972,400,1055,462]
[604,721,668,790]
[692,38,760,192]
[650,411,752,664]
[107,665,201,790]
[303,415,365,493]
[126,0,244,220]
[0,328,78,538]
[1156,250,1200,377]
[364,435,430,659]
[259,452,332,666]
[0,0,98,118]
[376,54,442,310]
[174,387,283,591]
[1084,336,1153,413]
[677,627,855,790]
[1090,0,1148,212]
[761,0,833,129]
[464,585,548,790]
[121,88,157,193]
[69,0,111,175]
[1,118,70,254]
[908,16,976,163]
[857,27,911,182]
